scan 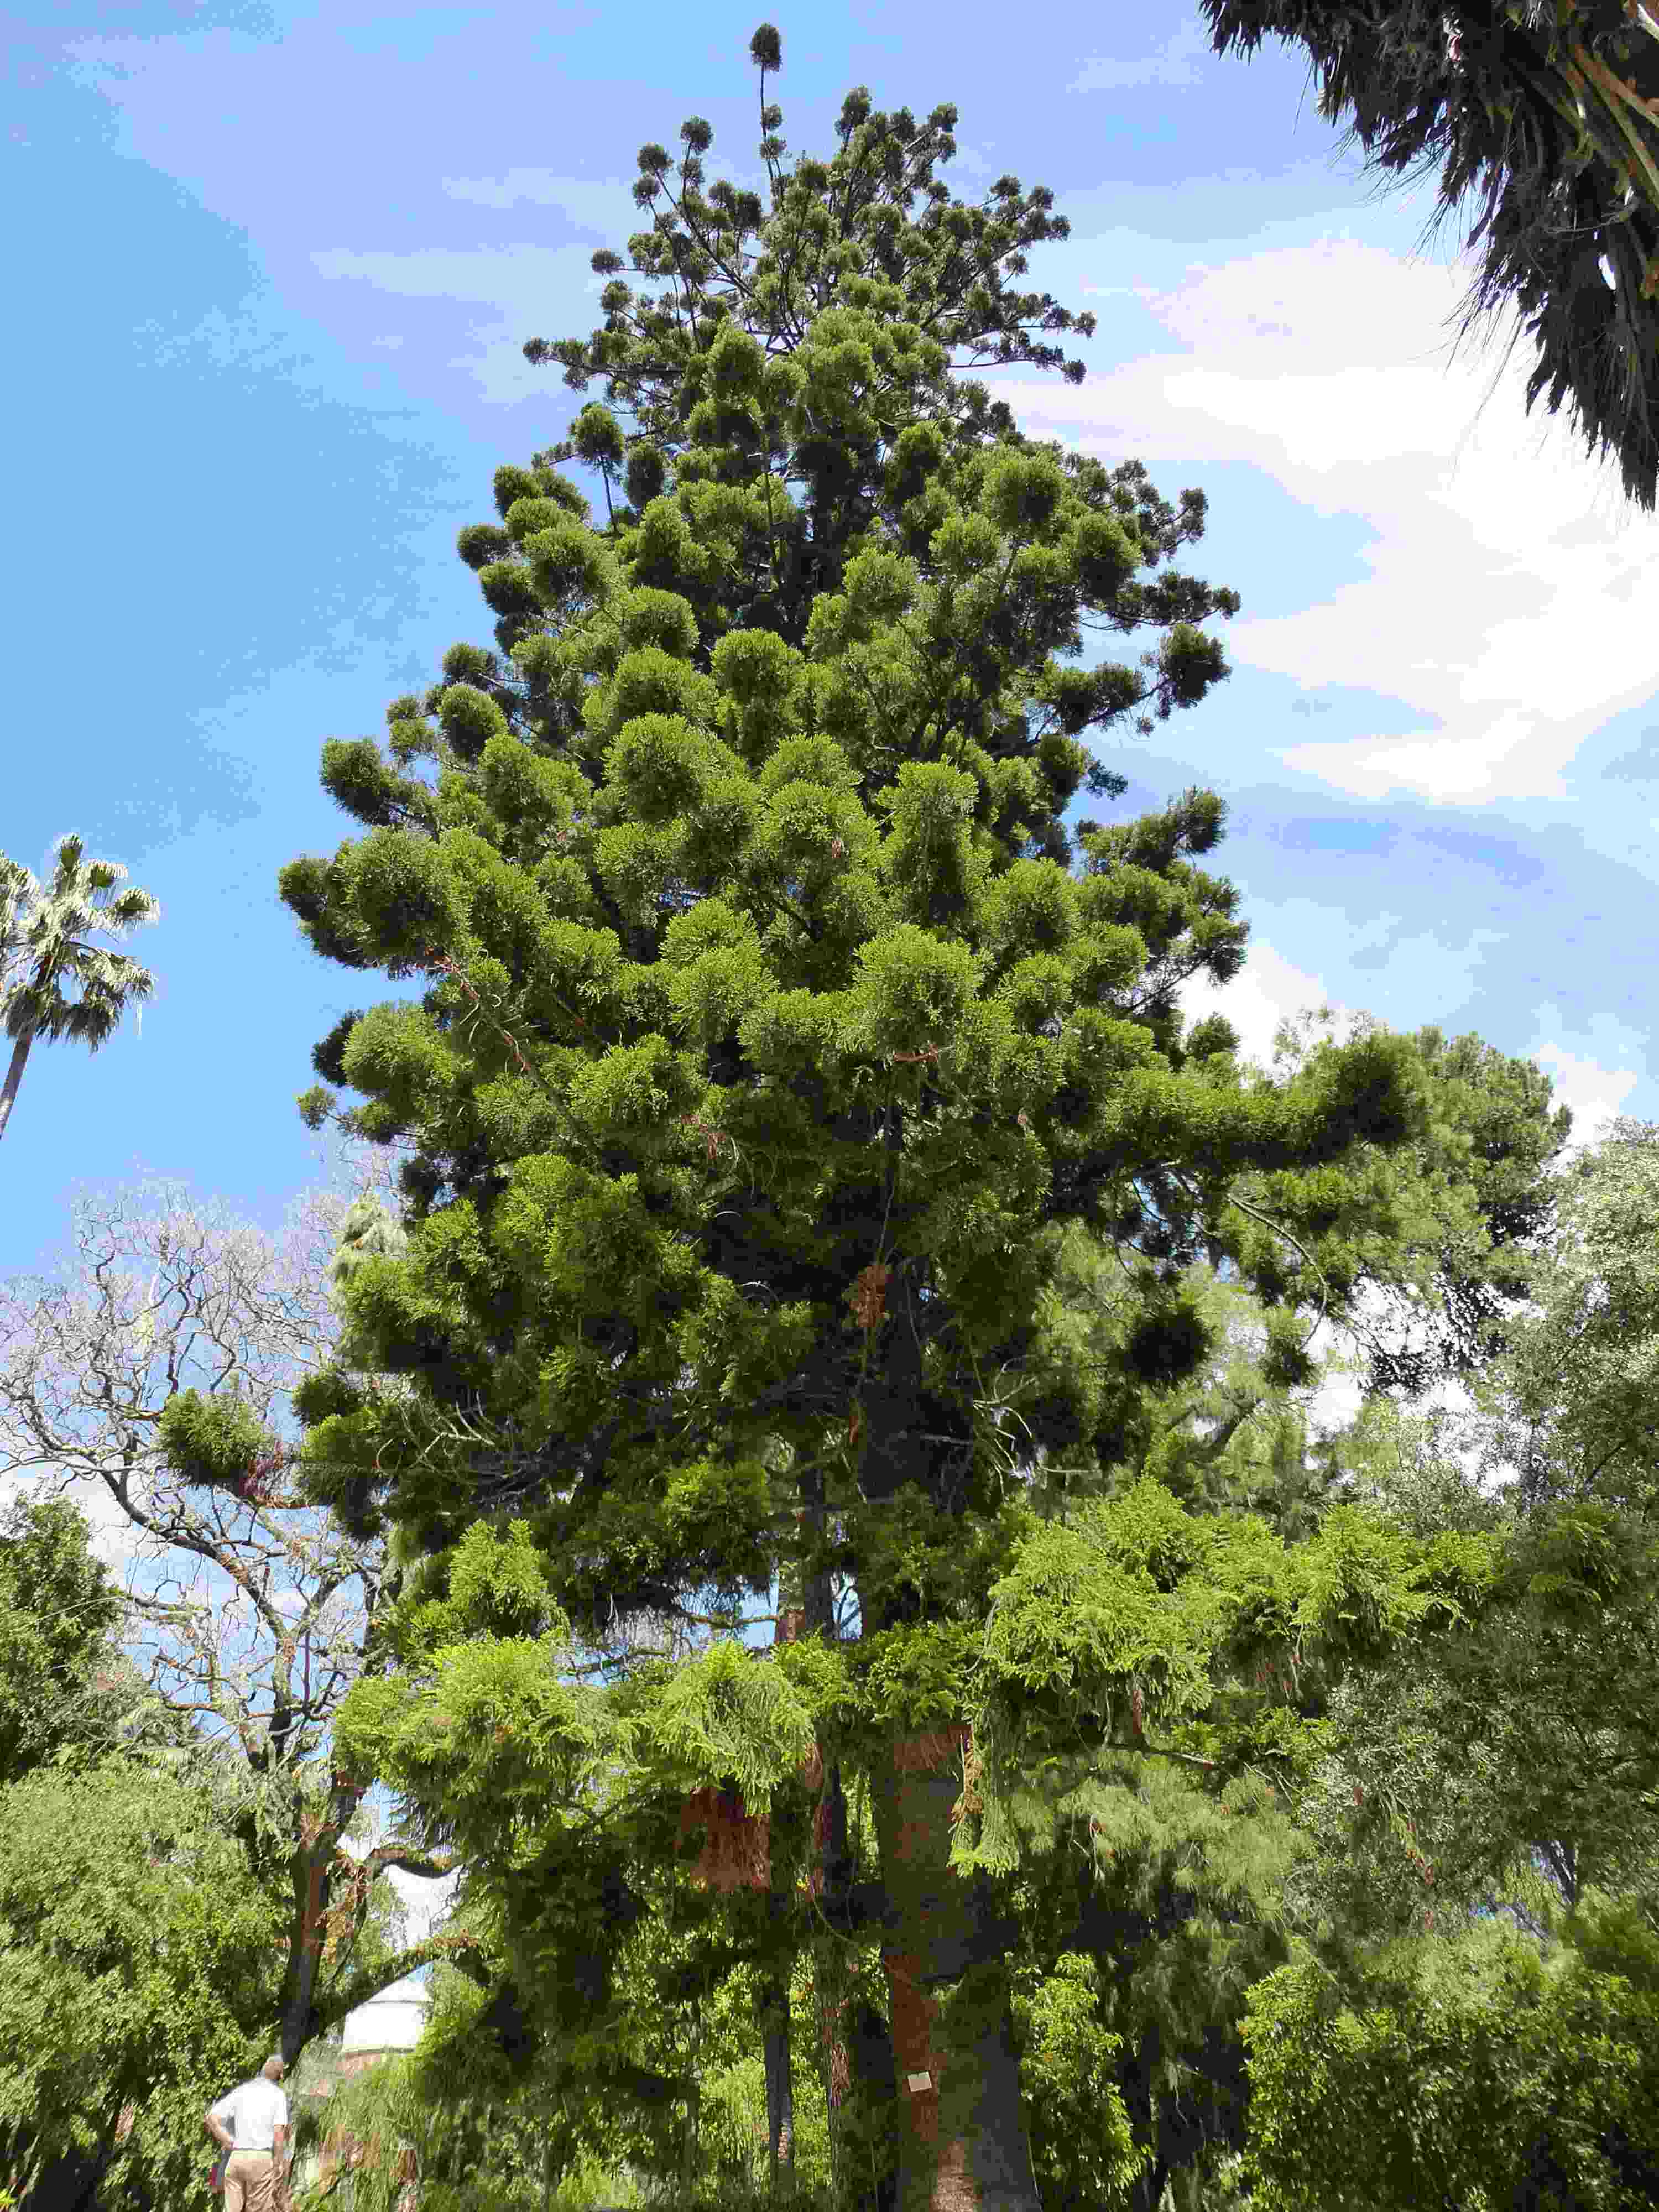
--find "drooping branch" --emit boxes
[309,1928,488,2037]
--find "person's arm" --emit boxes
[274,2122,289,2172]
[204,2107,235,2154]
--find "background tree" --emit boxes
[1239,1145,1659,2212]
[1289,1119,1659,1951]
[1471,1113,1659,1514]
[0,1489,129,1787]
[1198,0,1659,512]
[0,1172,464,2073]
[0,1756,284,2211]
[0,832,160,1146]
[1295,1478,1659,1950]
[1238,1890,1659,2210]
[272,28,1544,2209]
[1254,1010,1572,1397]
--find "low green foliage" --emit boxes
[0,1759,281,2205]
[1240,1894,1659,2210]
[1011,1952,1145,2204]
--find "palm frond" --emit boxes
[1200,0,1659,509]
[0,839,160,1053]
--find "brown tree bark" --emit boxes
[843,1226,1040,2210]
[869,1735,1039,2212]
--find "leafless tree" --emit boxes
[0,1148,474,2064]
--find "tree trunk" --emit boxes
[0,1021,37,1142]
[869,1733,1039,2212]
[760,1966,796,2181]
[795,1466,900,2204]
[279,1833,337,2065]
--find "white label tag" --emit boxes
[906,2072,932,2093]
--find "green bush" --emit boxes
[1240,1892,1659,2211]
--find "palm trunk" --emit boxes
[0,1021,37,1141]
[869,1733,1039,2212]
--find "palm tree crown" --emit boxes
[0,833,161,1144]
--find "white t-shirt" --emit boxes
[209,2077,289,2153]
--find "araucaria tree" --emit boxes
[280,29,1500,2208]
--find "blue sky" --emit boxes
[5,0,1654,1276]
[5,0,1657,1939]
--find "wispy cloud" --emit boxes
[310,242,604,403]
[1013,231,1657,806]
[1069,18,1213,92]
[441,169,639,233]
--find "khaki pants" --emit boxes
[223,2150,281,2212]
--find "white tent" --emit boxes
[338,1971,432,2068]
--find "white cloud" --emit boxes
[1180,932,1359,1074]
[1014,231,1659,805]
[0,1464,168,1574]
[1070,18,1212,91]
[1524,1004,1641,1156]
[311,241,586,305]
[441,169,639,234]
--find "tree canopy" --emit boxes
[0,1757,281,2209]
[0,1175,461,2074]
[0,1490,129,1788]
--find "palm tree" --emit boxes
[0,833,161,1145]
[1199,0,1659,511]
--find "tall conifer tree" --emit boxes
[276,29,1506,2207]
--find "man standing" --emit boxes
[204,2053,290,2211]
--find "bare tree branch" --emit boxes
[0,1164,458,2066]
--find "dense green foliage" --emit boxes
[1474,1115,1659,1515]
[0,1492,129,1786]
[0,1758,280,2206]
[1241,1895,1659,2210]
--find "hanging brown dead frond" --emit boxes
[951,1730,983,1828]
[677,1786,771,1891]
[893,1724,971,1773]
[798,1778,833,1898]
[847,1260,892,1331]
[801,1739,825,1793]
[818,1991,853,2108]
